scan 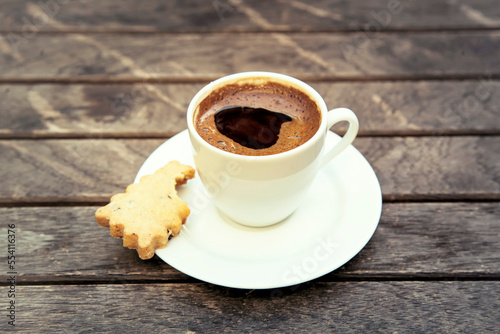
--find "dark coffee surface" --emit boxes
[215,106,292,149]
[194,81,321,156]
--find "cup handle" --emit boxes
[321,108,359,167]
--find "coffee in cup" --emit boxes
[193,81,322,156]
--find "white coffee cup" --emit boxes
[187,72,358,227]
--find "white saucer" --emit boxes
[135,130,382,289]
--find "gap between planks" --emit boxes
[2,27,500,35]
[2,131,500,140]
[1,198,499,208]
[1,74,500,84]
[5,274,500,287]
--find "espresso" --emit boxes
[194,80,321,156]
[215,106,293,149]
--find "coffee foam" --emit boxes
[194,78,321,156]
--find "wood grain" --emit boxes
[1,0,500,32]
[1,32,500,81]
[1,80,499,138]
[0,203,498,283]
[0,137,499,203]
[9,282,500,333]
[0,139,165,203]
[359,136,500,201]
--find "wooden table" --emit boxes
[1,1,499,332]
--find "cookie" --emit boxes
[96,161,195,259]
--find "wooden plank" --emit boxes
[0,139,165,204]
[1,80,499,138]
[1,203,498,283]
[0,83,199,138]
[0,137,499,203]
[342,203,500,278]
[8,282,500,333]
[1,32,500,80]
[360,136,500,201]
[1,0,500,32]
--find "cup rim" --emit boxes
[186,71,328,161]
